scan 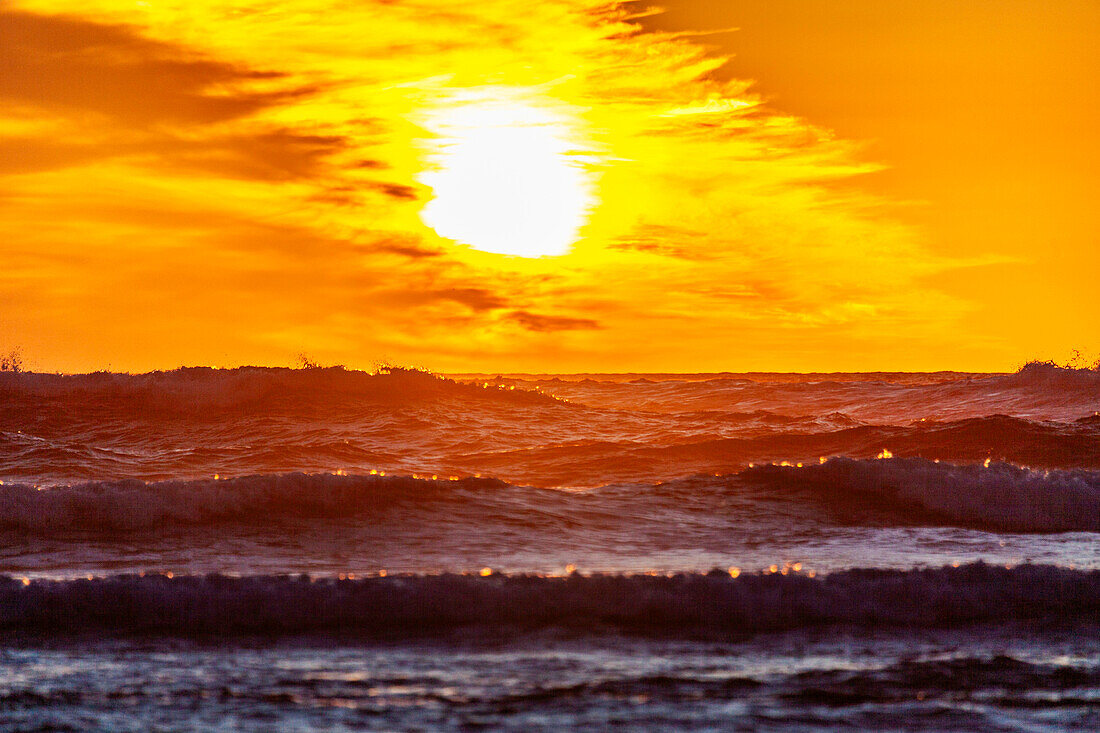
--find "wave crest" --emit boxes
[2,563,1096,636]
[6,457,1100,534]
[0,472,513,532]
[0,366,558,413]
[1001,361,1100,390]
[746,457,1100,532]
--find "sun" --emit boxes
[417,91,595,258]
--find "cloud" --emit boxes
[439,288,511,312]
[0,137,106,175]
[383,288,512,313]
[161,131,350,181]
[0,10,301,126]
[0,0,988,371]
[0,128,352,180]
[364,182,420,201]
[507,310,601,332]
[0,9,354,191]
[369,239,446,260]
[607,223,717,259]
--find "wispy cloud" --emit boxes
[0,10,299,124]
[507,310,601,332]
[0,1,981,371]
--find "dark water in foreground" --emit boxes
[1,364,1098,730]
[3,627,1097,732]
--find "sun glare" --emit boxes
[417,91,595,258]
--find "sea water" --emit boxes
[1,363,1097,730]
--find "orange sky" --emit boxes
[1,1,1096,373]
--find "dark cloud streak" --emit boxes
[507,310,601,332]
[0,10,308,126]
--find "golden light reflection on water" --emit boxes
[416,89,597,258]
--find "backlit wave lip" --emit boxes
[745,456,1100,533]
[514,363,1100,422]
[2,362,1098,420]
[2,563,1096,637]
[0,365,562,412]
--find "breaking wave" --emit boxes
[0,365,558,413]
[518,363,1100,422]
[746,457,1100,532]
[4,456,1100,535]
[0,472,516,532]
[1001,360,1100,390]
[2,563,1096,637]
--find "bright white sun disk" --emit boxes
[418,97,594,257]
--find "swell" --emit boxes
[777,655,1100,706]
[4,406,1099,490]
[4,457,1099,535]
[520,363,1100,422]
[2,563,1096,637]
[3,363,1097,428]
[4,365,1099,491]
[458,414,1100,486]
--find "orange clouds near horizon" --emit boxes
[1,1,1095,374]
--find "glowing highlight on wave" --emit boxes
[417,90,596,257]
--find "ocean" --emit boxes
[1,363,1097,730]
